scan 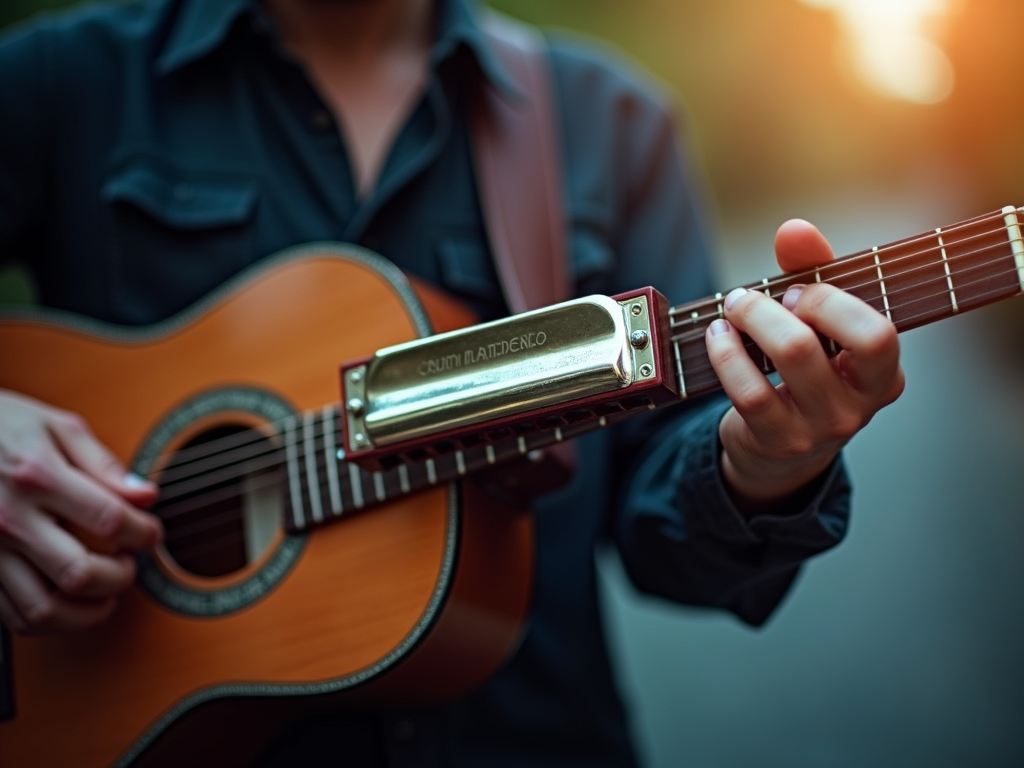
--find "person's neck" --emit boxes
[263,0,435,67]
[261,0,438,196]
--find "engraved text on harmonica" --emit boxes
[418,332,549,376]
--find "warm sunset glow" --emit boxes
[800,0,956,104]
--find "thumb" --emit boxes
[49,412,158,506]
[774,219,835,273]
[119,471,159,508]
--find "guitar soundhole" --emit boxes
[152,424,282,578]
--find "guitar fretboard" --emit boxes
[669,206,1024,398]
[276,402,643,532]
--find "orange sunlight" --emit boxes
[799,0,958,105]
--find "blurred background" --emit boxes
[2,0,1023,765]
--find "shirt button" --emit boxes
[310,108,333,133]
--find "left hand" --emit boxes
[705,219,905,512]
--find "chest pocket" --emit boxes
[102,160,258,324]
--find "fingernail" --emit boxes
[124,472,154,490]
[782,284,805,310]
[723,287,747,311]
[709,318,731,336]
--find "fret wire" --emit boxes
[673,336,687,397]
[302,411,324,524]
[283,416,305,530]
[872,247,893,321]
[348,463,365,509]
[936,227,959,314]
[1003,206,1024,290]
[322,405,343,515]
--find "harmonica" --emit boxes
[341,287,679,468]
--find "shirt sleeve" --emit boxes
[550,38,853,626]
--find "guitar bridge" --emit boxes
[340,288,680,469]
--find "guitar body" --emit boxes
[0,246,534,768]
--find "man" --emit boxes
[0,0,902,764]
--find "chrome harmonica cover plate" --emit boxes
[347,295,645,450]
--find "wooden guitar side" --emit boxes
[0,247,534,768]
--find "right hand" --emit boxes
[0,390,163,634]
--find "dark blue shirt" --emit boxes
[0,1,851,765]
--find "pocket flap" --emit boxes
[102,162,257,229]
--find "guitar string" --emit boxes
[149,211,1018,481]
[148,214,1023,495]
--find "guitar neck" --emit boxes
[670,206,1024,398]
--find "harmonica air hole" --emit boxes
[622,396,654,411]
[538,415,567,430]
[564,409,593,424]
[379,455,402,470]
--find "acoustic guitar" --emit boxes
[0,207,1022,767]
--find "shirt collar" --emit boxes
[155,0,520,98]
[433,0,519,97]
[155,0,251,75]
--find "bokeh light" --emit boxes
[801,0,957,104]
